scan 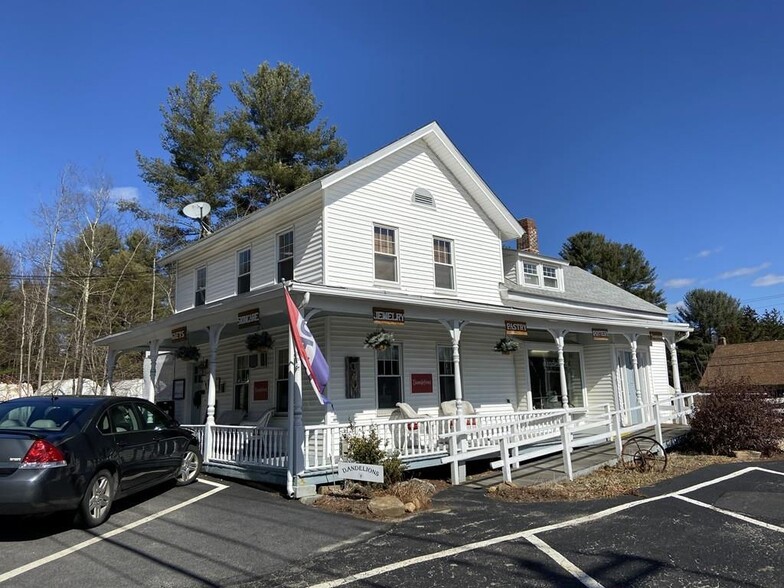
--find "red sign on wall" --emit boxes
[411,373,433,394]
[253,380,269,401]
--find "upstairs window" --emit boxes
[195,267,206,306]
[237,248,251,294]
[277,230,294,283]
[374,225,398,282]
[542,265,558,288]
[520,261,561,290]
[523,263,539,285]
[433,238,454,290]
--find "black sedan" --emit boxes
[0,395,202,528]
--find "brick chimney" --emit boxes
[516,218,539,254]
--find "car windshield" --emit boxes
[0,399,87,431]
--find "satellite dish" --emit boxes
[182,201,213,239]
[182,201,212,219]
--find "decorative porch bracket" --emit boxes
[145,339,160,404]
[547,329,571,414]
[204,323,226,463]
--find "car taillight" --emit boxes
[20,439,67,469]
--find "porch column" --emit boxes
[204,323,225,464]
[104,348,117,396]
[145,339,160,403]
[205,324,225,427]
[624,334,643,419]
[548,329,570,412]
[665,334,686,423]
[439,320,467,419]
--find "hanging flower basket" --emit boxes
[364,328,395,351]
[175,345,201,362]
[246,331,274,352]
[493,337,520,355]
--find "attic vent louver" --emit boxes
[412,188,435,208]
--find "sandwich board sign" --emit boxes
[337,461,384,483]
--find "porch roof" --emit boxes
[96,281,689,351]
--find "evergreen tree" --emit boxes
[228,62,347,211]
[560,231,665,307]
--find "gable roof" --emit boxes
[700,340,784,388]
[162,122,523,265]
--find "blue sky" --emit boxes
[2,1,783,315]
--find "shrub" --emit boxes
[688,378,784,457]
[342,427,407,487]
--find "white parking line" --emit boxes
[674,494,784,533]
[308,466,783,588]
[0,478,228,584]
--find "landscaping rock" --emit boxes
[396,479,437,497]
[735,450,762,460]
[318,485,341,495]
[404,502,416,513]
[367,495,406,518]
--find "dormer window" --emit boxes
[237,248,251,294]
[542,265,558,288]
[519,259,563,291]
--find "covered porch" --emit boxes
[184,391,698,491]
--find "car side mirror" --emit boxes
[170,419,180,428]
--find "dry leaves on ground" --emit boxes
[490,453,738,503]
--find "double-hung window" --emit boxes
[542,265,558,288]
[276,349,289,412]
[374,225,397,282]
[195,267,206,306]
[234,355,250,412]
[523,263,539,285]
[433,238,454,290]
[277,230,294,283]
[237,248,251,294]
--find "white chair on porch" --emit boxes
[390,402,431,451]
[215,409,246,425]
[241,408,275,428]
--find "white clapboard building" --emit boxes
[98,122,692,496]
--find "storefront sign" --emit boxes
[504,320,528,336]
[411,373,433,394]
[649,331,663,341]
[373,307,405,325]
[238,308,260,328]
[592,328,609,341]
[253,380,269,401]
[337,461,384,483]
[171,326,187,342]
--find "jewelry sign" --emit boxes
[373,307,405,325]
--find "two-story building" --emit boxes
[98,122,691,495]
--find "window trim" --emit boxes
[373,224,399,285]
[194,266,207,307]
[276,228,294,283]
[375,343,403,412]
[517,260,564,292]
[236,247,252,295]
[432,236,455,291]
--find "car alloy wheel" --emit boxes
[176,446,202,486]
[79,469,114,528]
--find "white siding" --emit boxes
[583,343,617,414]
[324,141,505,304]
[460,325,519,409]
[172,199,324,313]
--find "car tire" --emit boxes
[175,445,202,486]
[77,469,115,528]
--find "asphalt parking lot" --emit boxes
[0,477,378,588]
[254,461,784,588]
[1,462,782,587]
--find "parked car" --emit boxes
[0,395,202,527]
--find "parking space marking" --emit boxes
[0,478,228,584]
[674,494,784,533]
[308,466,782,588]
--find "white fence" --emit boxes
[185,424,288,468]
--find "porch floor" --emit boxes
[463,424,690,489]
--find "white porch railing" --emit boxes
[185,424,288,468]
[489,392,701,485]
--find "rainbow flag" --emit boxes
[284,288,330,405]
